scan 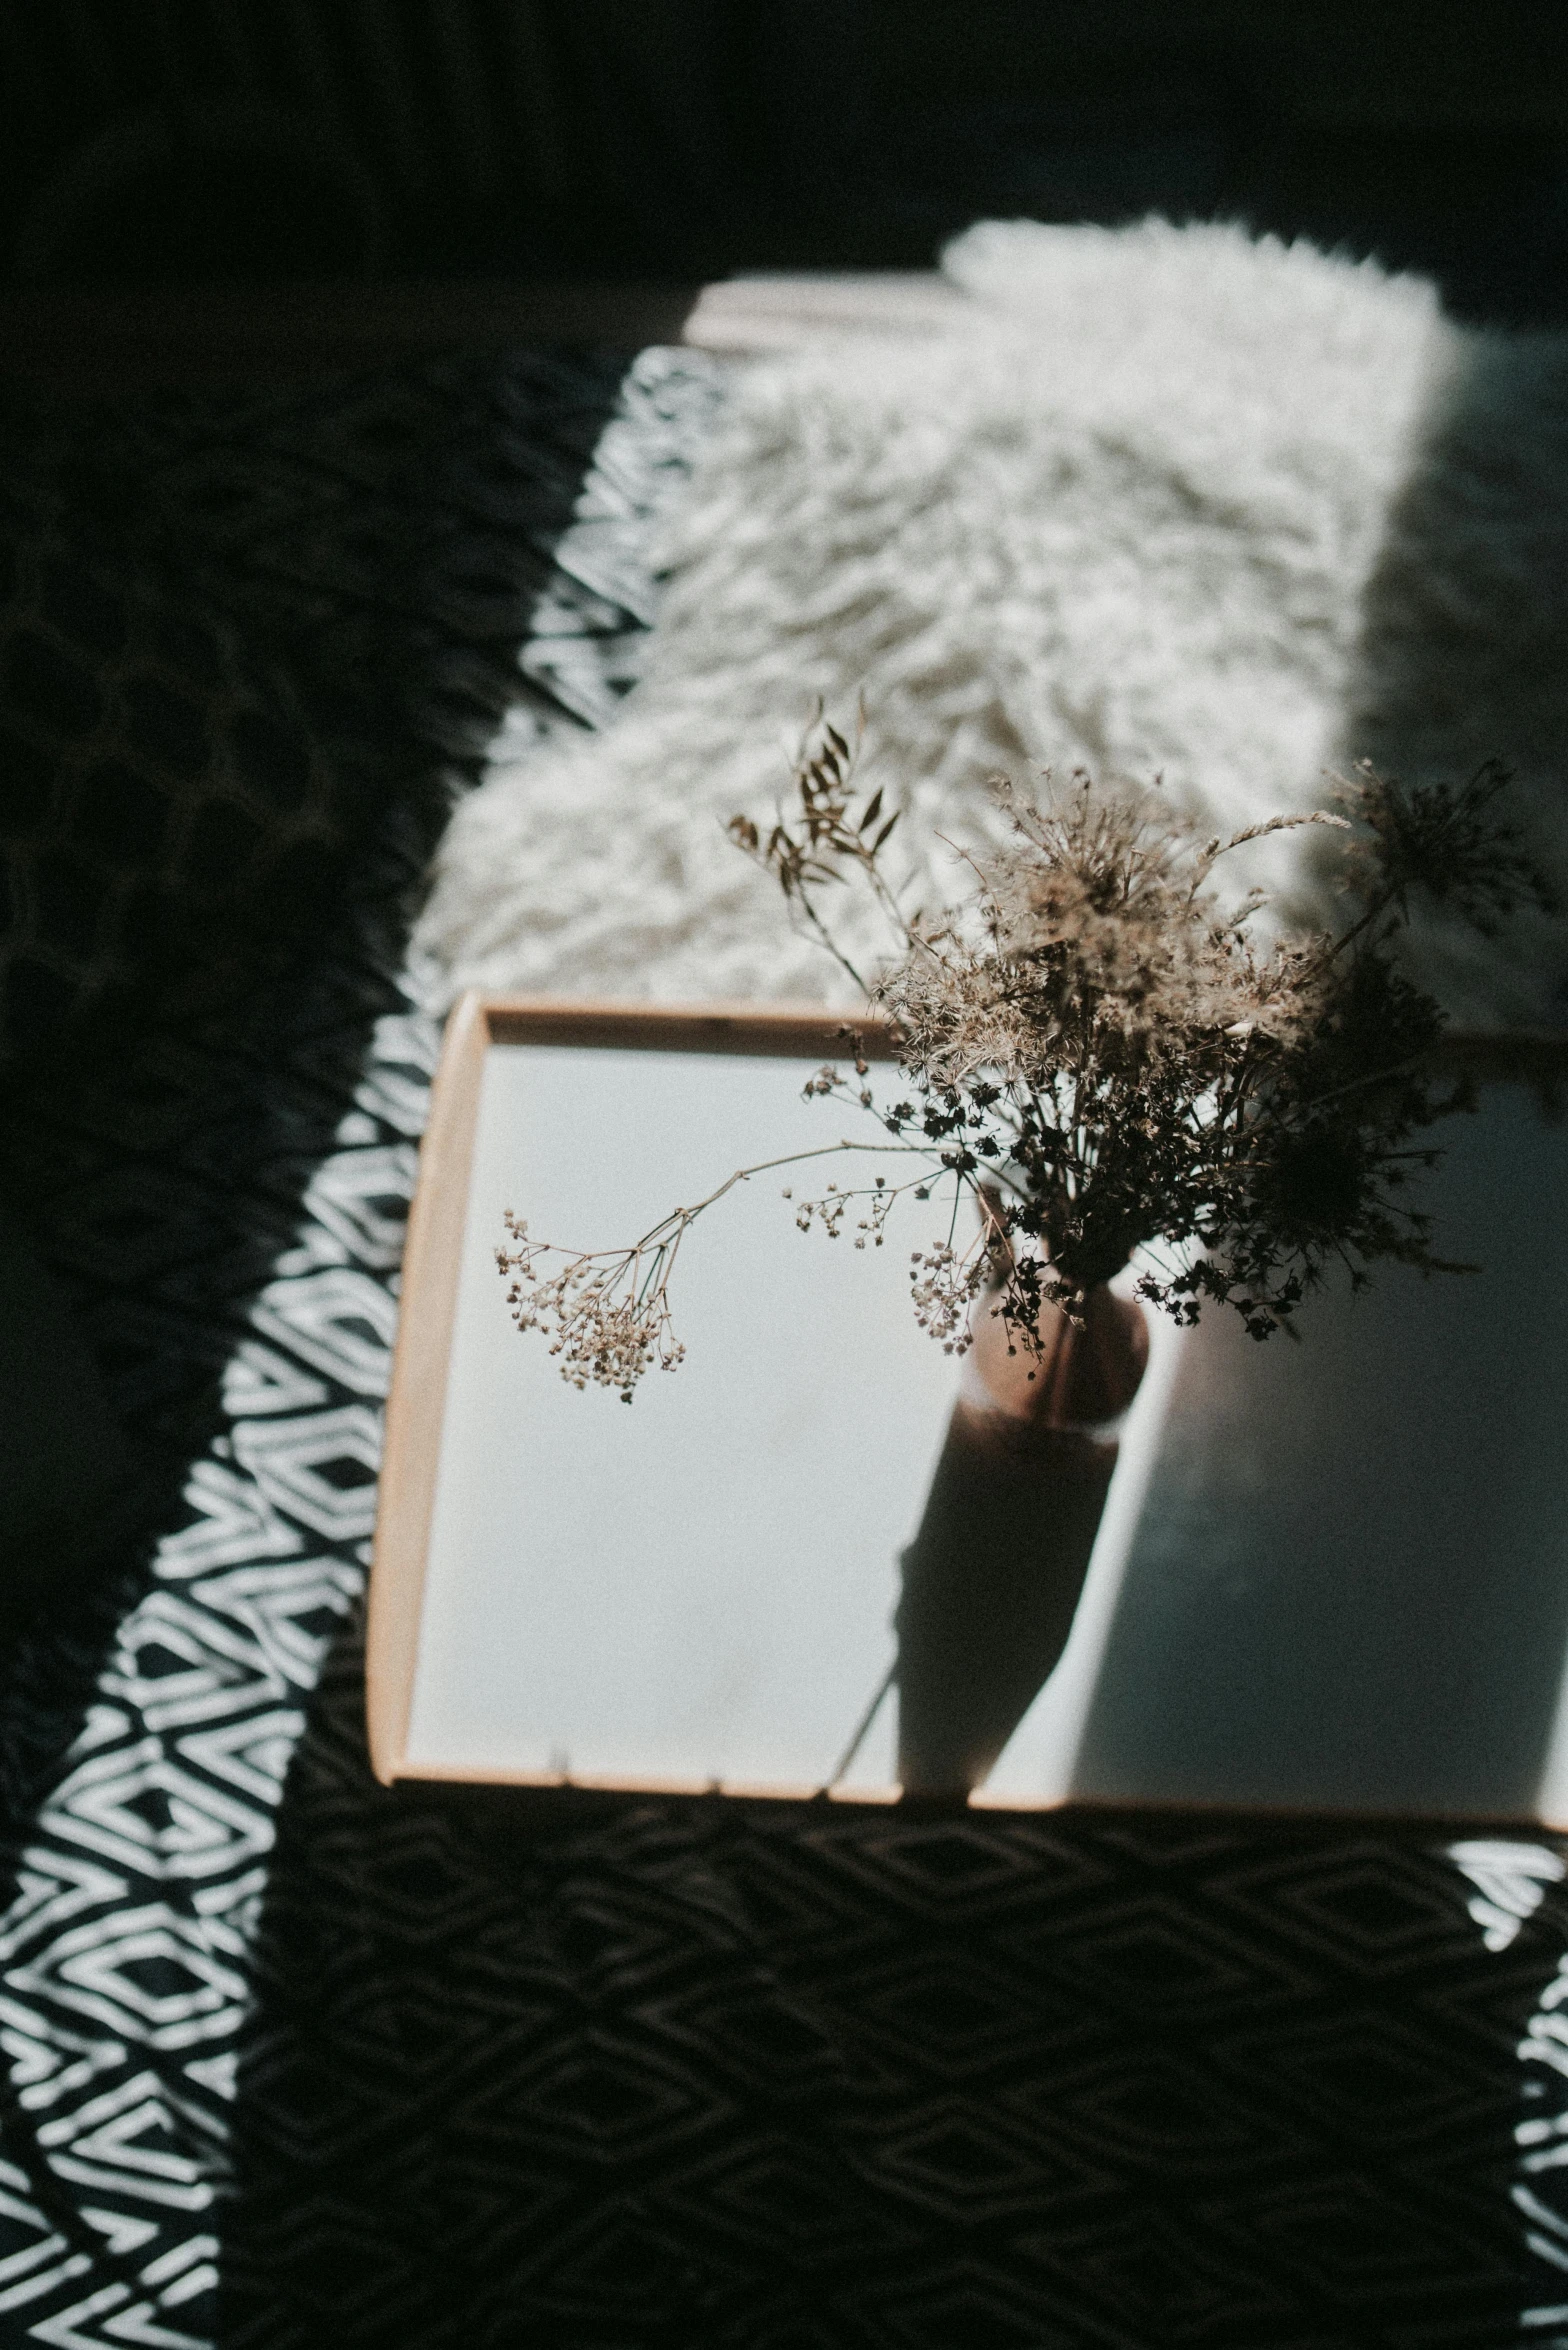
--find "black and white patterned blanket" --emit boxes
[0,341,1565,2349]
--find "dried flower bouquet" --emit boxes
[500,717,1553,1401]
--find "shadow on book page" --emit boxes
[990,1076,1568,1820]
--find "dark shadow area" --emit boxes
[0,340,638,1918]
[0,5,1564,322]
[220,1617,1542,2348]
[1340,326,1568,1024]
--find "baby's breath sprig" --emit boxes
[498,1133,940,1401]
[496,1210,689,1402]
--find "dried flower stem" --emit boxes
[497,1134,940,1401]
[504,715,1554,1396]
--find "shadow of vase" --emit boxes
[895,1279,1148,1798]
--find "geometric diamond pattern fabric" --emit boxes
[0,342,723,2348]
[0,337,1562,2348]
[226,1781,1563,2348]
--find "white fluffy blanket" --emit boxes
[417,219,1568,1026]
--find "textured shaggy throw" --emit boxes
[418,218,1568,1028]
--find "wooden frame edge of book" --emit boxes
[480,996,899,1058]
[365,989,489,1783]
[382,1758,904,1805]
[365,997,1568,1806]
[366,995,899,1787]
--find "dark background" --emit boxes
[0,0,1564,326]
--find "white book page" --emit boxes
[408,1050,1568,1818]
[408,1045,960,1789]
